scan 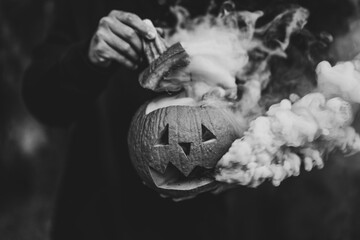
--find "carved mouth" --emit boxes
[149,163,215,190]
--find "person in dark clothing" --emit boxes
[22,0,360,240]
[23,0,232,239]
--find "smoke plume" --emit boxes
[215,58,360,187]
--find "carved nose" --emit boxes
[178,142,191,156]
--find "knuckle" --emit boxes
[94,30,106,41]
[92,34,101,44]
[109,10,121,17]
[123,43,132,53]
[94,41,108,55]
[95,48,106,57]
[124,29,137,39]
[124,13,136,23]
[123,60,133,67]
[99,17,111,27]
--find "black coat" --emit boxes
[22,0,360,240]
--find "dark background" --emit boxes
[0,0,66,239]
[1,0,360,239]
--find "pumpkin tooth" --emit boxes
[177,164,196,177]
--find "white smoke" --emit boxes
[215,59,360,187]
[162,5,308,103]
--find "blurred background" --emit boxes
[1,0,360,239]
[0,0,67,239]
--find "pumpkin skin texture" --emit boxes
[128,100,239,199]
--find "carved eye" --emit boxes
[201,124,216,143]
[156,124,169,146]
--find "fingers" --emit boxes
[102,17,143,54]
[89,36,138,69]
[142,19,168,64]
[144,19,167,53]
[89,10,160,69]
[109,10,157,40]
[99,27,140,62]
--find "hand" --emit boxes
[88,10,157,69]
[211,183,237,195]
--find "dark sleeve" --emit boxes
[22,0,116,127]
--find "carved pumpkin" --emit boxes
[128,98,239,198]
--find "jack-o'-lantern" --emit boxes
[128,98,239,199]
[127,33,241,199]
